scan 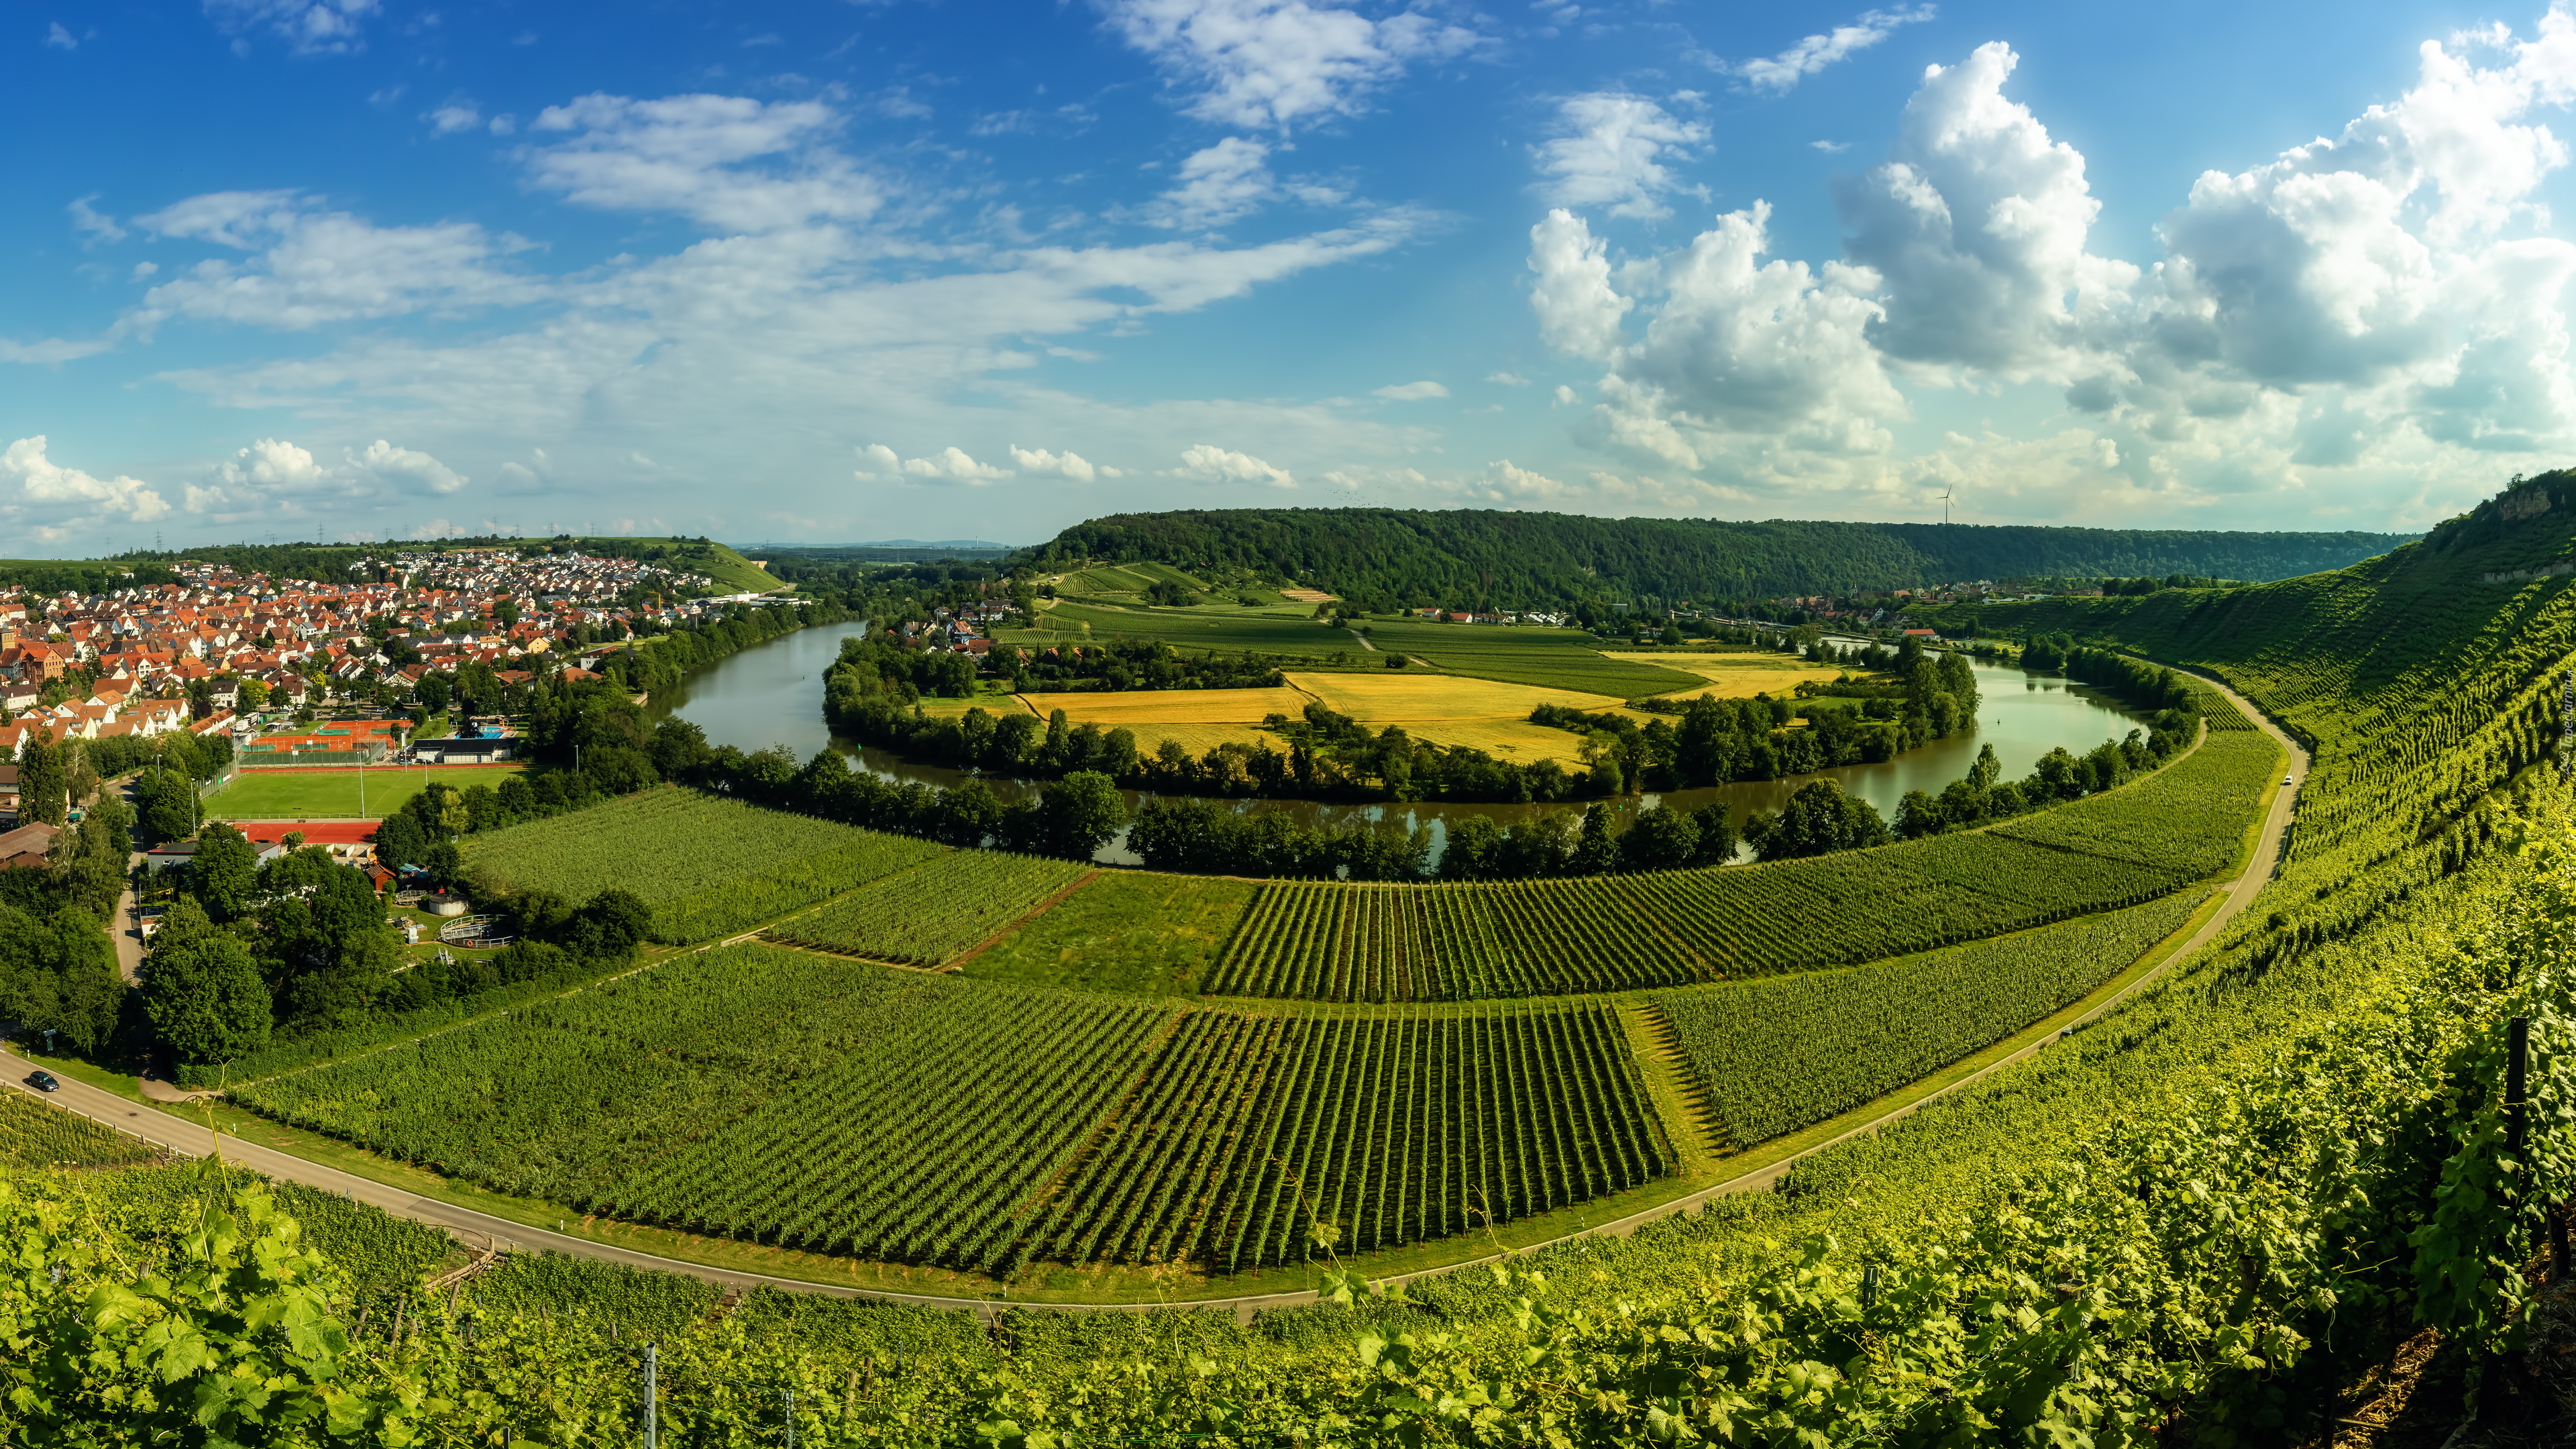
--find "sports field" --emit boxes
[1597,650,1844,700]
[205,765,524,821]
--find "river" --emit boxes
[648,621,2150,866]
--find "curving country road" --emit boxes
[3,672,2306,1321]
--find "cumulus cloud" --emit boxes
[523,93,883,231]
[0,437,168,542]
[188,437,469,515]
[129,193,544,331]
[856,444,1011,482]
[203,0,380,55]
[1487,370,1529,386]
[1009,445,1104,481]
[349,439,468,494]
[1531,204,1900,468]
[1835,42,2137,375]
[1101,0,1483,130]
[1373,380,1448,400]
[1148,137,1277,229]
[1177,442,1293,486]
[427,103,483,136]
[1534,94,1708,219]
[1727,5,1935,93]
[45,21,77,48]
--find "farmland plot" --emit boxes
[764,852,1093,967]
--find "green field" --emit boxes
[1359,619,1707,695]
[1006,597,1364,659]
[207,765,524,821]
[962,870,1260,995]
[764,851,1092,966]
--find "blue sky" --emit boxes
[7,0,2573,553]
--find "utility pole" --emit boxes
[641,1342,658,1449]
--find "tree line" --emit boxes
[1028,507,2414,612]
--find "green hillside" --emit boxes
[1034,506,2414,608]
[21,476,2576,1440]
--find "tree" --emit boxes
[569,888,653,960]
[237,677,270,711]
[1896,788,1946,840]
[1617,805,1699,872]
[140,899,271,1065]
[185,822,262,924]
[1747,780,1893,861]
[374,813,428,871]
[413,673,451,715]
[1572,804,1617,874]
[136,765,199,846]
[16,728,64,825]
[50,794,133,922]
[1033,771,1128,859]
[0,904,124,1057]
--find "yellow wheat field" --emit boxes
[1281,672,1629,722]
[1016,686,1312,724]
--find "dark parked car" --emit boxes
[25,1071,59,1093]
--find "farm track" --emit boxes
[5,675,2305,1318]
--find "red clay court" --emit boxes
[227,821,380,845]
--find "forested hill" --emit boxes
[1031,509,2413,608]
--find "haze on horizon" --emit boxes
[9,0,2576,555]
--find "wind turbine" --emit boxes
[1938,487,1955,526]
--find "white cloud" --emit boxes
[524,93,882,231]
[1373,379,1448,400]
[1149,137,1276,229]
[67,195,124,245]
[45,22,76,50]
[191,436,470,514]
[0,437,167,542]
[1177,442,1293,486]
[1101,0,1483,130]
[1811,140,1850,154]
[1527,208,1630,360]
[1487,371,1528,385]
[0,335,111,364]
[1835,42,2138,375]
[1531,203,1900,466]
[203,0,380,56]
[854,445,1016,483]
[1534,93,1708,219]
[1728,5,1935,93]
[349,439,468,494]
[130,194,543,331]
[427,103,482,136]
[1009,445,1100,481]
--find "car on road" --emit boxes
[25,1071,59,1093]
[2284,775,2295,786]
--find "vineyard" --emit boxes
[0,1090,162,1169]
[1652,889,2208,1149]
[762,852,1093,967]
[229,943,1670,1271]
[461,787,944,943]
[1203,724,2276,1002]
[1024,1000,1668,1271]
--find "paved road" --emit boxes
[9,673,2306,1320]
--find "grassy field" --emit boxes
[1599,650,1843,700]
[910,687,1036,720]
[1361,620,1707,695]
[1003,599,1364,659]
[963,870,1258,994]
[206,765,524,821]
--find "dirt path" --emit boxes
[9,677,2305,1320]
